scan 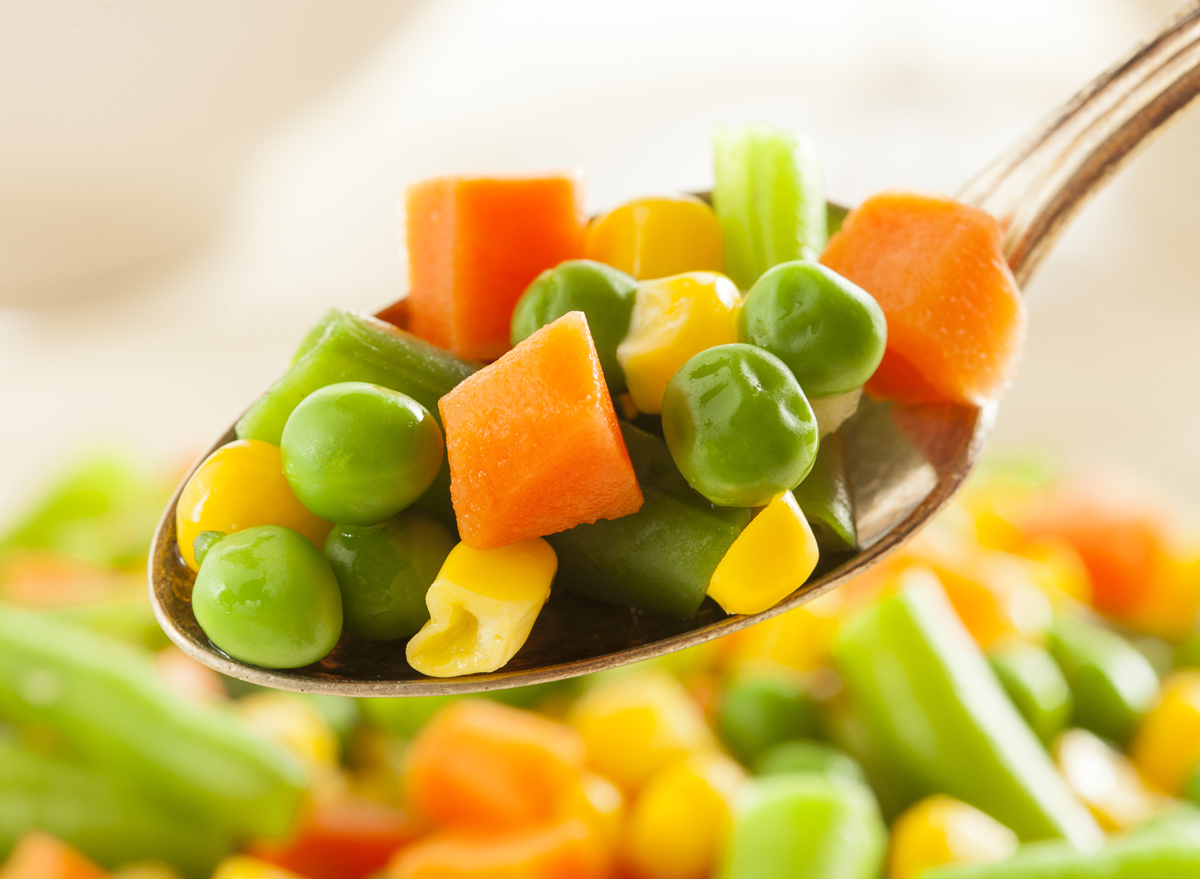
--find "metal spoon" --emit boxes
[150,2,1200,696]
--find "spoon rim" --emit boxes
[149,393,994,696]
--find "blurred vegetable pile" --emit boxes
[3,449,1200,879]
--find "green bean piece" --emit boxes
[0,734,231,878]
[924,818,1200,878]
[237,310,478,534]
[834,570,1102,847]
[549,423,750,618]
[713,124,827,291]
[989,644,1073,745]
[0,605,305,838]
[793,431,856,554]
[1048,613,1159,746]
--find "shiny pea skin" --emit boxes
[281,381,444,525]
[740,261,886,399]
[662,343,818,507]
[324,509,454,641]
[510,259,637,393]
[192,526,343,669]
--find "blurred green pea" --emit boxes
[989,643,1073,745]
[753,739,867,788]
[1049,613,1159,746]
[718,670,820,767]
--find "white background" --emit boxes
[1,0,1198,524]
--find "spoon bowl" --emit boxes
[150,1,1200,695]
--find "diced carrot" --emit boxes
[820,191,1026,406]
[0,832,109,879]
[375,298,410,331]
[1018,479,1174,619]
[405,175,586,361]
[439,311,643,549]
[248,797,419,879]
[405,700,587,831]
[386,819,609,879]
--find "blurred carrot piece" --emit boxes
[248,797,418,879]
[821,191,1026,406]
[405,175,586,361]
[405,700,588,831]
[439,312,642,549]
[386,819,609,879]
[0,831,110,879]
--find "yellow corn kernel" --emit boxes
[616,272,741,414]
[406,538,556,677]
[236,691,339,771]
[569,669,716,794]
[585,194,724,281]
[564,771,625,842]
[210,856,305,879]
[1055,728,1161,830]
[176,439,331,571]
[708,492,819,616]
[113,863,185,879]
[1130,670,1200,795]
[623,752,747,879]
[887,795,1019,879]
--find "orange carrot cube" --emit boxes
[821,191,1027,406]
[438,311,643,549]
[386,819,610,879]
[405,700,587,831]
[0,832,109,879]
[405,175,586,361]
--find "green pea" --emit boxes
[192,530,226,566]
[281,381,444,525]
[192,526,342,669]
[324,509,454,642]
[510,259,637,393]
[739,261,886,399]
[1048,613,1159,746]
[989,643,1073,745]
[662,343,818,507]
[718,671,821,767]
[753,739,868,788]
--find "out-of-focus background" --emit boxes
[2,0,1198,523]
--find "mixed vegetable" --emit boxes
[4,449,1200,878]
[174,123,1027,676]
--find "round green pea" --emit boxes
[281,382,444,525]
[324,509,454,642]
[754,740,868,788]
[718,671,821,766]
[192,525,343,669]
[662,343,819,507]
[739,260,886,398]
[510,259,637,393]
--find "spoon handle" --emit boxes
[959,1,1200,285]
